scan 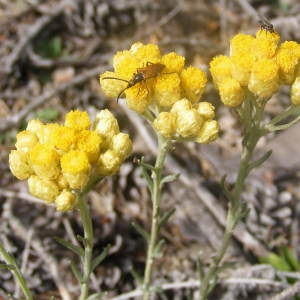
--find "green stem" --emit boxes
[142,134,170,300]
[77,194,94,300]
[0,244,33,300]
[199,99,264,300]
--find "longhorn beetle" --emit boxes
[102,62,165,102]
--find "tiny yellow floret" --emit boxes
[65,110,91,131]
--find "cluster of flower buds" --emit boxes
[210,28,300,106]
[100,42,219,143]
[9,110,132,211]
[153,98,218,143]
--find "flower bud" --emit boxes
[176,109,203,138]
[55,190,76,211]
[291,77,300,105]
[15,131,38,153]
[97,150,121,176]
[28,175,60,203]
[195,120,219,144]
[196,102,215,120]
[111,132,132,159]
[153,112,176,139]
[218,78,244,107]
[9,150,32,180]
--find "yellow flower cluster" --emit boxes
[210,29,300,107]
[100,42,219,143]
[9,110,132,211]
[153,99,218,143]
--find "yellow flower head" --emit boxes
[153,73,181,108]
[9,109,132,211]
[161,52,185,73]
[180,66,207,103]
[76,130,102,163]
[29,143,60,179]
[50,125,77,152]
[218,78,244,107]
[65,110,91,131]
[276,43,299,84]
[209,55,232,87]
[231,53,255,86]
[248,58,279,99]
[61,150,91,189]
[230,33,255,56]
[291,77,300,105]
[153,112,176,139]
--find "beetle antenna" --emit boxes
[116,86,128,102]
[101,76,130,84]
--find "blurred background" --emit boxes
[0,0,300,299]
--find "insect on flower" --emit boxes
[259,18,275,33]
[102,62,165,102]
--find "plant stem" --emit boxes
[199,99,265,300]
[143,134,170,300]
[77,194,94,300]
[0,244,33,300]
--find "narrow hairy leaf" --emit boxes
[54,237,84,257]
[91,245,111,271]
